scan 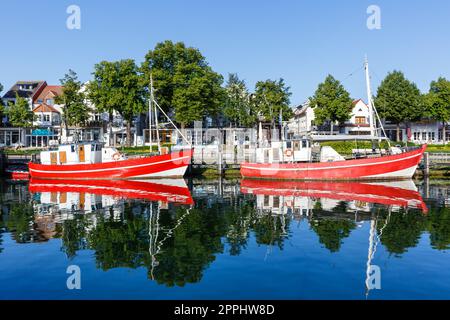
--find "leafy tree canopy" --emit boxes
[309,74,353,126]
[142,40,224,126]
[223,73,256,127]
[6,94,34,127]
[374,71,423,124]
[424,77,450,122]
[87,59,145,146]
[55,69,91,127]
[253,78,292,122]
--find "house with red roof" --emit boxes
[33,85,64,113]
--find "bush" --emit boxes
[319,141,393,155]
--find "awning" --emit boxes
[32,129,55,136]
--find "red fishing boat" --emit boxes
[241,58,426,181]
[29,178,194,205]
[28,145,193,179]
[241,144,426,181]
[241,179,428,212]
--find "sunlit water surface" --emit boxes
[0,178,449,300]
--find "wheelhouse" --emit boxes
[39,142,122,165]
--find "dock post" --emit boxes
[424,176,430,199]
[423,152,430,177]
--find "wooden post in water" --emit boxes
[218,129,223,176]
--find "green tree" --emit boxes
[309,75,352,134]
[378,210,426,256]
[223,73,256,127]
[374,71,423,142]
[424,77,450,143]
[253,79,292,124]
[141,40,224,127]
[55,70,91,131]
[310,216,356,253]
[426,206,450,250]
[2,203,37,243]
[6,94,34,127]
[87,59,145,146]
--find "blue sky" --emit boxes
[0,0,449,105]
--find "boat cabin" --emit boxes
[255,137,344,163]
[40,142,124,165]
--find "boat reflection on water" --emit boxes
[241,178,428,298]
[29,178,194,212]
[241,179,428,214]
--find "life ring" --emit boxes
[284,149,293,157]
[112,153,121,161]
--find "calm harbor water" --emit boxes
[0,178,449,300]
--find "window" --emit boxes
[355,116,366,124]
[430,132,435,140]
[46,99,54,105]
[422,132,427,140]
[37,99,43,104]
[44,115,50,122]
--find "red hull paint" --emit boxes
[29,178,194,205]
[28,149,193,179]
[241,179,427,212]
[11,172,30,180]
[241,145,426,180]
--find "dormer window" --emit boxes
[46,99,54,105]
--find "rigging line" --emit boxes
[374,209,392,252]
[152,97,192,147]
[154,208,192,256]
[341,65,365,83]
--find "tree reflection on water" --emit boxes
[0,179,449,287]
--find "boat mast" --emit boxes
[364,56,376,138]
[149,79,153,153]
[365,216,377,298]
[364,57,391,147]
[150,75,161,155]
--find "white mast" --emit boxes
[149,74,161,154]
[365,217,376,298]
[151,75,161,155]
[364,56,376,138]
[149,79,153,153]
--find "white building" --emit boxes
[288,100,315,136]
[288,99,372,136]
[409,120,450,144]
[343,99,371,135]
